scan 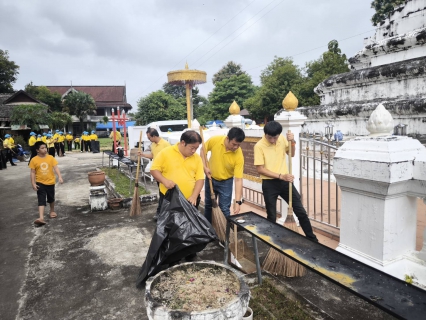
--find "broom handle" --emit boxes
[134,132,143,186]
[199,128,216,199]
[288,129,293,210]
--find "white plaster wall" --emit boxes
[368,45,426,68]
[320,76,426,105]
[373,0,426,42]
[302,115,426,137]
[338,192,417,263]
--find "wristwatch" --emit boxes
[235,199,244,205]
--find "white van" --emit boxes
[128,120,188,152]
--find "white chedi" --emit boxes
[191,119,200,131]
[366,104,394,137]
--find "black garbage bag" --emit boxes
[136,186,217,288]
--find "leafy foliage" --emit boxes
[245,57,302,123]
[10,104,50,131]
[49,112,72,129]
[62,91,96,132]
[135,90,186,125]
[25,83,63,112]
[208,73,256,121]
[296,40,349,106]
[0,49,19,93]
[371,0,405,25]
[212,61,247,85]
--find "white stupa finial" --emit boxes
[192,119,200,131]
[366,104,394,137]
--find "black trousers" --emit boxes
[67,141,72,151]
[262,179,318,241]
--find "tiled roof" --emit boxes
[45,86,127,103]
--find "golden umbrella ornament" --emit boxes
[167,63,207,128]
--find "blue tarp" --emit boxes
[96,121,136,130]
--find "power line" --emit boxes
[139,0,259,96]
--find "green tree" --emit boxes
[62,91,96,133]
[25,83,63,112]
[245,57,302,123]
[135,90,186,125]
[208,74,256,121]
[10,104,50,131]
[49,112,72,130]
[0,50,19,93]
[212,61,247,85]
[371,0,405,25]
[296,40,350,106]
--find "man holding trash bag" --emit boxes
[150,130,204,208]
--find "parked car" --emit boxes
[205,120,226,128]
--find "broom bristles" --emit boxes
[262,210,306,277]
[130,185,141,217]
[212,207,228,242]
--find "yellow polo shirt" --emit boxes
[29,136,37,147]
[151,138,171,159]
[205,135,244,180]
[53,133,59,141]
[254,135,289,180]
[42,136,47,143]
[58,135,65,143]
[46,138,55,149]
[90,134,98,141]
[66,134,73,141]
[109,131,122,140]
[151,144,204,199]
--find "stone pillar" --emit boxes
[274,92,306,191]
[334,104,426,287]
[224,101,245,130]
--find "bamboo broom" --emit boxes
[199,128,228,242]
[130,131,143,217]
[262,130,306,277]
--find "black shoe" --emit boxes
[11,164,17,166]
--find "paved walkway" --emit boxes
[0,151,401,319]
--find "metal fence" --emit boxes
[299,131,342,232]
[242,187,282,213]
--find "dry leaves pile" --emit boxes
[151,265,240,312]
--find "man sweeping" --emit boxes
[139,127,171,220]
[201,127,245,223]
[254,121,318,242]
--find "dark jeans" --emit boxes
[262,179,318,241]
[204,177,233,223]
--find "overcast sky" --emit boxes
[1,0,376,110]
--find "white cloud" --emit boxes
[1,0,375,110]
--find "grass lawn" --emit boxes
[101,167,147,197]
[250,279,313,319]
[98,137,130,151]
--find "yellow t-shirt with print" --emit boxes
[151,144,204,199]
[29,155,58,185]
[254,134,290,180]
[204,135,244,180]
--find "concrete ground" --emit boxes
[0,151,395,320]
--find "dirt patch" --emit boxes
[150,264,240,312]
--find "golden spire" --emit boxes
[282,91,298,111]
[185,62,189,69]
[229,100,240,115]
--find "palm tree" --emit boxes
[63,91,96,133]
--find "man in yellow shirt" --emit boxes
[57,131,65,156]
[254,121,317,242]
[139,127,171,219]
[2,134,16,166]
[36,134,42,142]
[202,127,245,223]
[28,132,37,163]
[74,136,80,150]
[65,132,73,152]
[53,130,60,156]
[109,130,122,153]
[150,130,204,207]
